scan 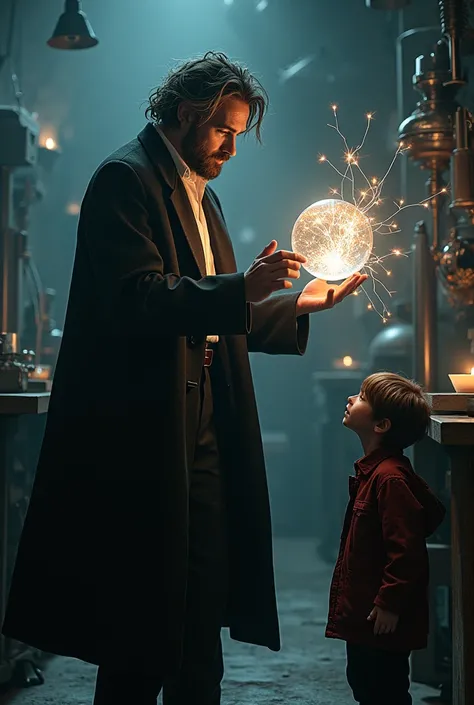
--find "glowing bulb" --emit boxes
[332,104,337,111]
[343,356,353,367]
[386,270,392,276]
[292,199,373,281]
[471,367,474,375]
[45,137,57,150]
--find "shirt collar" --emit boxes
[354,445,405,477]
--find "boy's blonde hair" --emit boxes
[362,372,431,449]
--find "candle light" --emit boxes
[30,365,51,380]
[45,137,57,151]
[333,355,361,370]
[448,369,474,393]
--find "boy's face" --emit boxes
[343,388,390,439]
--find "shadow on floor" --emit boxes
[0,539,441,704]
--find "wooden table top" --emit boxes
[428,415,474,446]
[0,393,50,415]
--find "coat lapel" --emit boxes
[138,123,206,278]
[203,189,237,275]
[170,183,206,277]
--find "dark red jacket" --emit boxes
[326,446,446,652]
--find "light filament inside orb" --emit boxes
[292,199,373,281]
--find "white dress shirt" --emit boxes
[156,125,219,343]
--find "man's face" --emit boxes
[181,96,250,180]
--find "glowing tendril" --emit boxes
[293,106,447,321]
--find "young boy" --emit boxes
[325,372,446,705]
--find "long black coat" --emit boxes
[2,124,309,674]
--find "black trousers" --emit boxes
[93,367,228,705]
[346,643,412,705]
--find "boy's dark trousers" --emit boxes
[346,643,412,705]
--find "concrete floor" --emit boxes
[0,539,439,704]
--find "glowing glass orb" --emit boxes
[291,199,373,281]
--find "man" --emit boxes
[2,52,366,704]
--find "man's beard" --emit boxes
[181,125,229,180]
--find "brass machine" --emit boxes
[397,0,474,390]
[0,106,40,392]
[367,2,474,694]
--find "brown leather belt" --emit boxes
[204,347,214,367]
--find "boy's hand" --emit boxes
[367,606,399,635]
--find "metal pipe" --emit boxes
[439,0,469,85]
[426,169,448,251]
[413,220,438,390]
[0,168,11,335]
[395,24,439,199]
[431,185,441,252]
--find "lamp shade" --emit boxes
[47,0,98,50]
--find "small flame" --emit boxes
[343,356,353,367]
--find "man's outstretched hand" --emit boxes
[295,272,368,316]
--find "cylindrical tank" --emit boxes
[368,300,413,377]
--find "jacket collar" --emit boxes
[355,445,405,477]
[155,124,191,180]
[136,122,234,278]
[138,122,207,275]
[137,122,179,192]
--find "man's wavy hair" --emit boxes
[145,52,268,142]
